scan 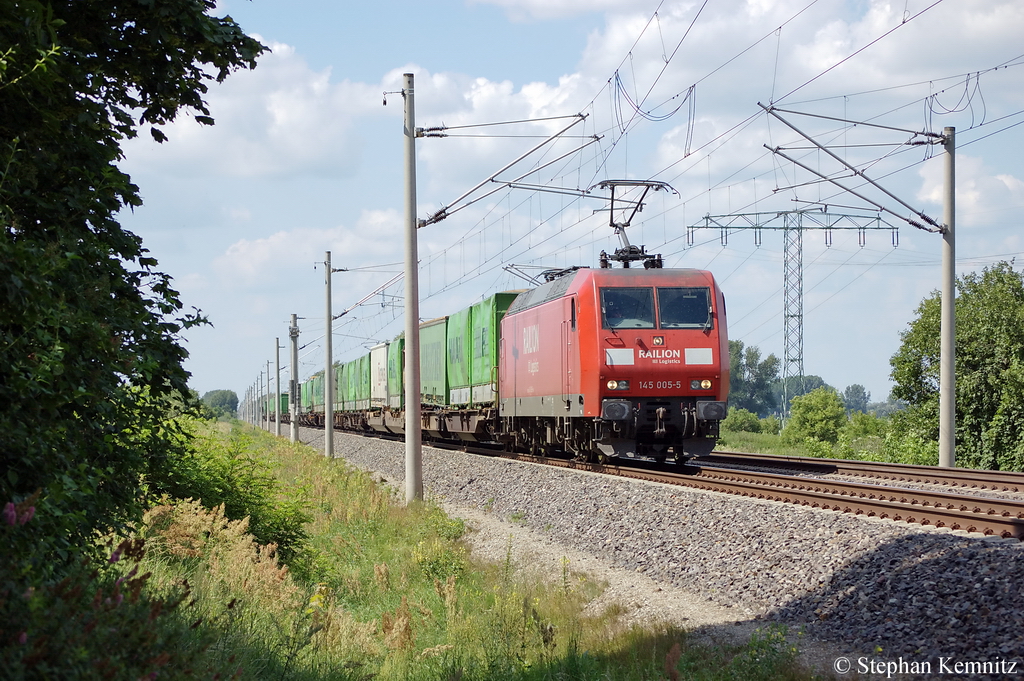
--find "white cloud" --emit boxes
[124,39,386,178]
[468,0,648,21]
[212,209,403,287]
[917,154,1024,229]
[785,0,1024,98]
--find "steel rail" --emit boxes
[676,465,1024,540]
[704,450,1024,492]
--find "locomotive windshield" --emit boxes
[601,287,655,329]
[658,287,713,329]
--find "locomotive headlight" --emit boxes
[690,379,713,390]
[653,336,665,346]
[606,379,630,390]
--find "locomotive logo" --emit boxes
[522,325,540,354]
[638,349,681,359]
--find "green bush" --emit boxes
[782,387,846,444]
[843,411,887,439]
[722,408,762,433]
[760,414,782,435]
[881,431,939,466]
[801,437,834,459]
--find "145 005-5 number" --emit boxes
[638,381,682,390]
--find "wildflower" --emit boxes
[18,632,27,645]
[3,502,15,526]
[18,506,34,525]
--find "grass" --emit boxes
[715,429,812,457]
[3,420,826,680]
[717,427,906,465]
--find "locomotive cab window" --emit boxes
[601,287,655,329]
[658,287,713,329]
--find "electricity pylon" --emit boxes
[687,209,897,412]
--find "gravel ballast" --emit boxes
[298,427,1024,673]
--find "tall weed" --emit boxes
[149,420,311,562]
[1,506,242,680]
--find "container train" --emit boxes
[278,263,730,463]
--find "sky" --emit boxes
[116,0,1024,408]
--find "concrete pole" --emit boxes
[266,361,271,432]
[939,127,956,468]
[403,72,423,503]
[274,338,281,437]
[289,314,299,443]
[325,251,334,458]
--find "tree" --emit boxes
[843,384,870,414]
[0,1,265,571]
[773,375,833,412]
[782,386,846,444]
[866,399,907,419]
[728,340,781,417]
[890,262,1024,470]
[202,390,239,417]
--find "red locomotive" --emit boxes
[499,266,729,462]
[290,180,730,462]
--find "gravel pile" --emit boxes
[300,428,1024,669]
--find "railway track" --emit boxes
[494,450,1024,541]
[704,450,1024,493]
[285,422,1024,541]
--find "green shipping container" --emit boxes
[470,292,520,405]
[420,317,448,406]
[447,307,472,405]
[343,354,370,410]
[358,354,371,409]
[300,380,311,414]
[306,371,325,413]
[335,362,345,412]
[387,335,404,409]
[265,393,288,413]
